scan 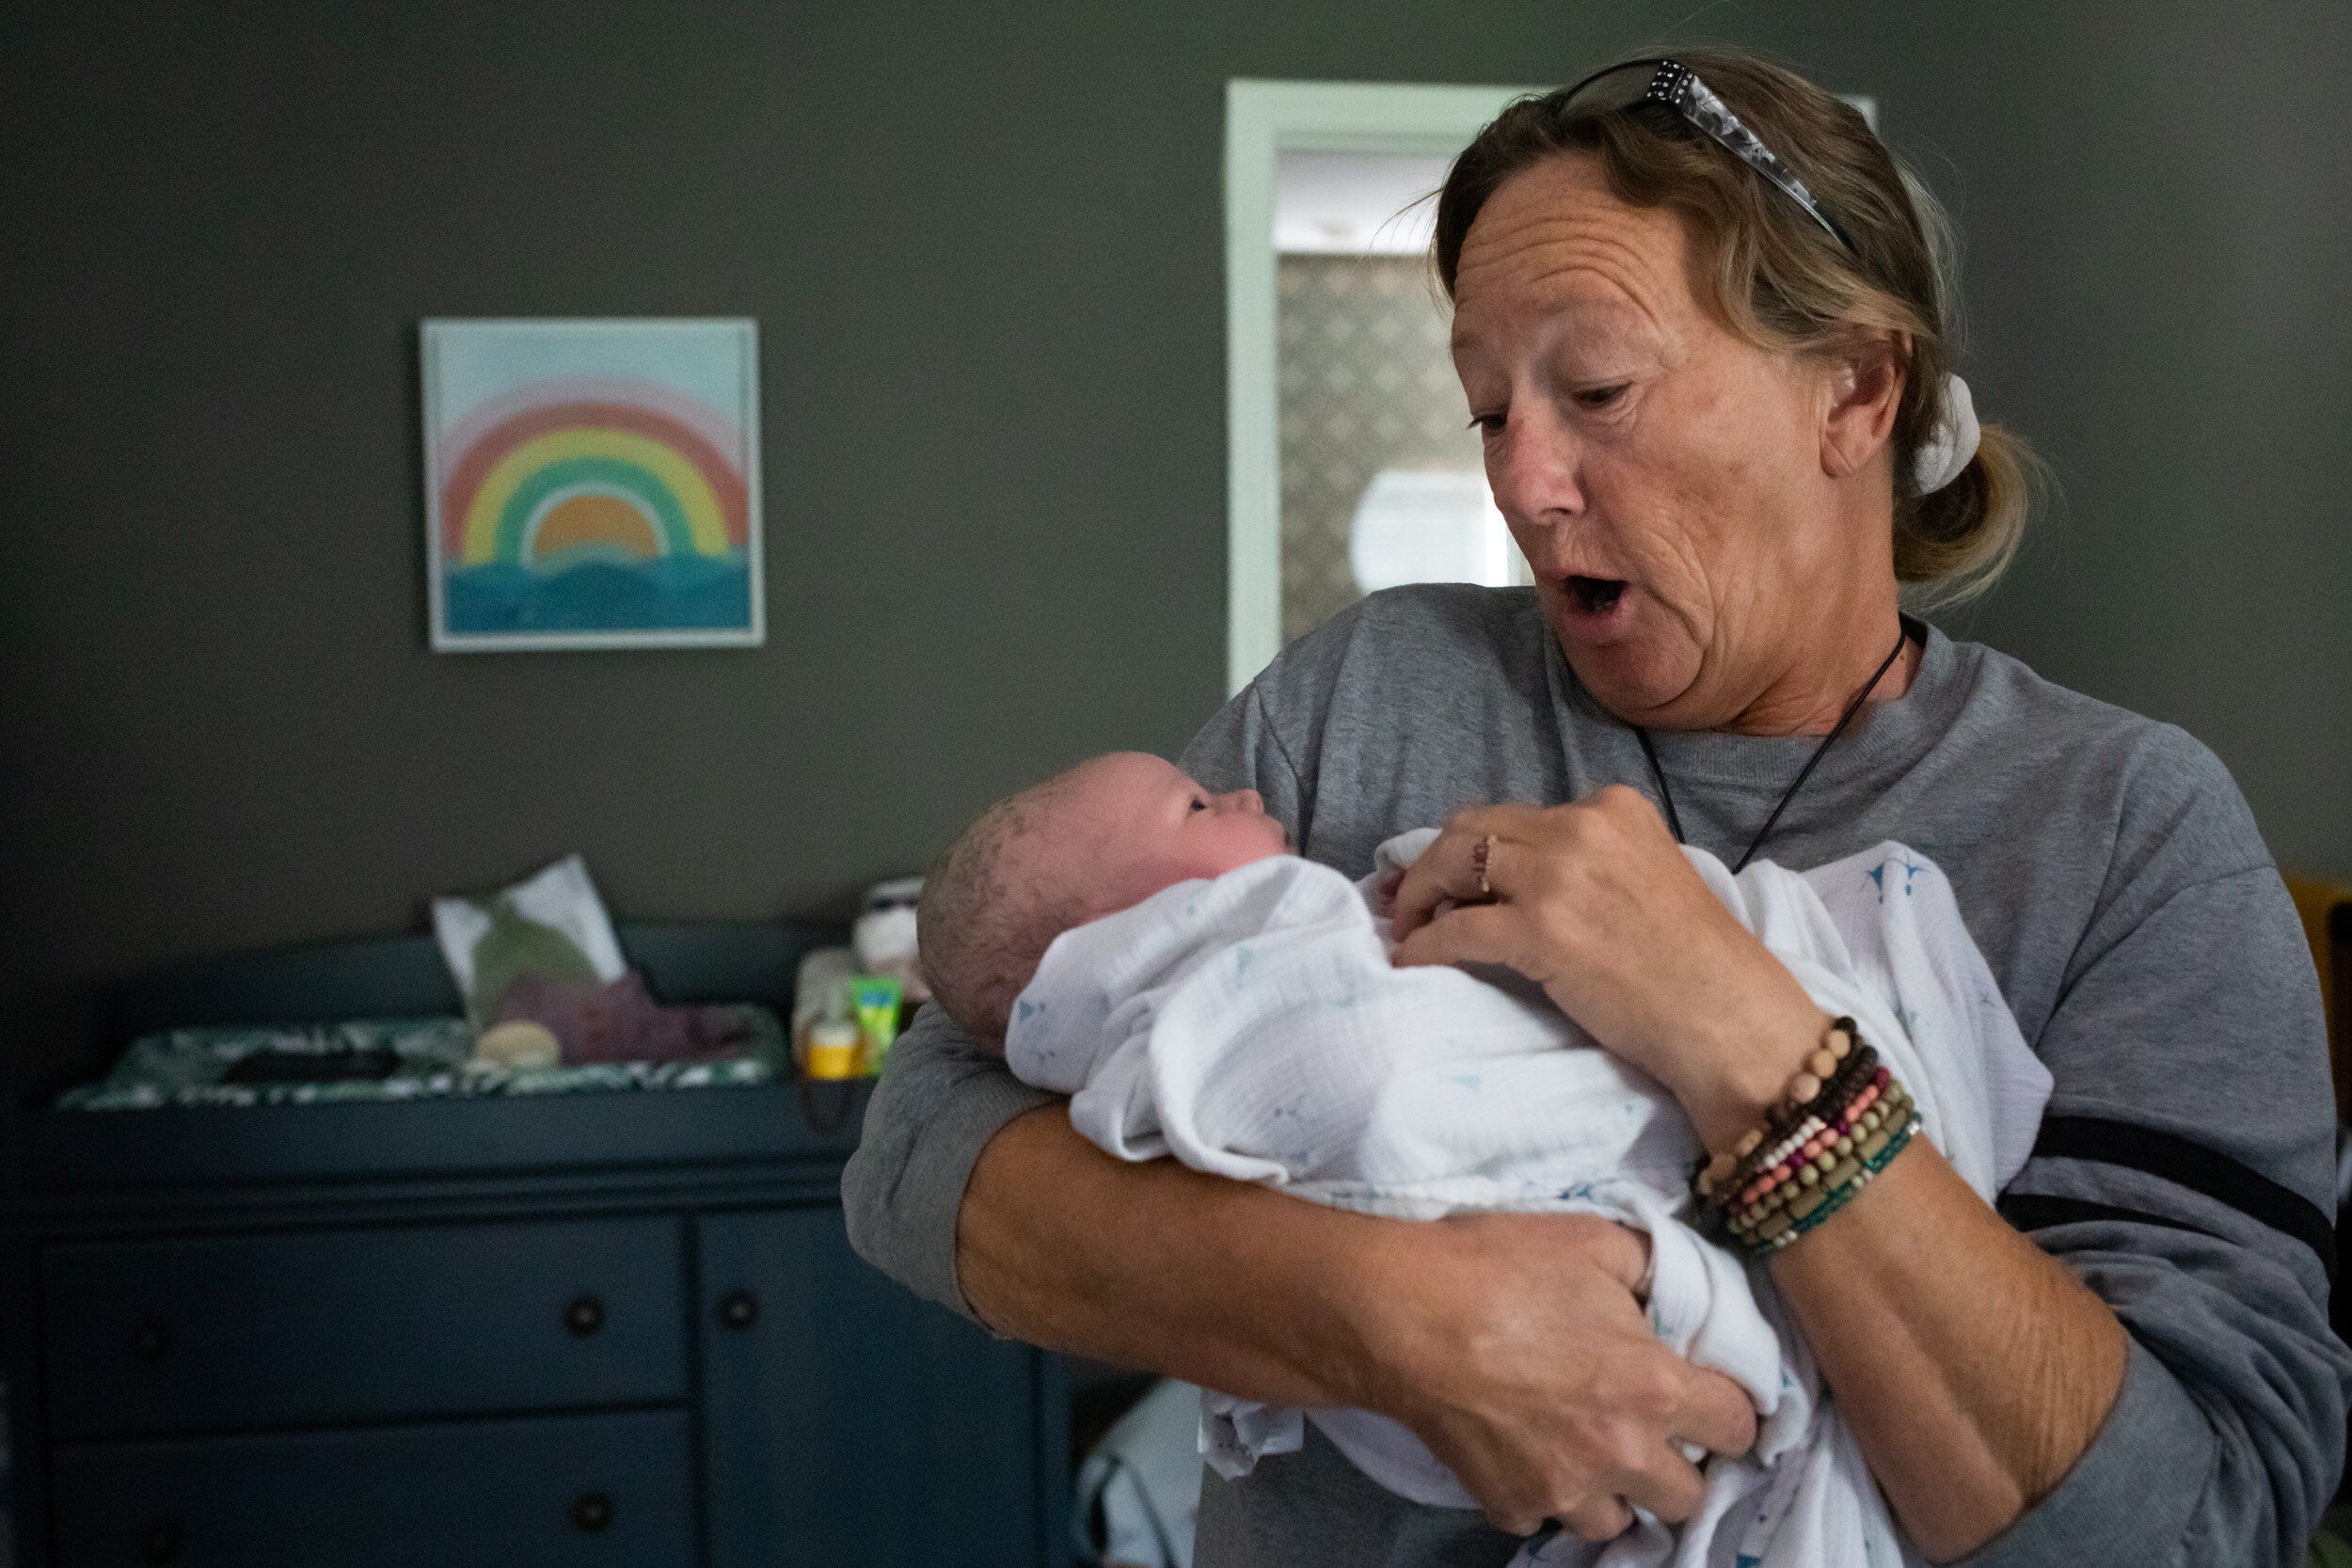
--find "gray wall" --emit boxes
[4,2,2346,1092]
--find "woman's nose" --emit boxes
[1487,409,1585,523]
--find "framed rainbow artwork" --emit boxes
[421,318,764,650]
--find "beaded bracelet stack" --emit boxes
[1690,1017,1923,1259]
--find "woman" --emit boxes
[846,49,2348,1566]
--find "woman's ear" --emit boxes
[1820,333,1907,481]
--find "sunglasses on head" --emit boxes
[1557,58,1858,255]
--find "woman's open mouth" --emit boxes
[1565,576,1628,615]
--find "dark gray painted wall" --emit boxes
[5,2,2346,1092]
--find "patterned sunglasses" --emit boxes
[1557,58,1857,255]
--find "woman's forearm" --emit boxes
[1638,929,2133,1559]
[957,1104,1388,1408]
[1769,1141,2130,1561]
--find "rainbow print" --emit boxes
[422,320,763,650]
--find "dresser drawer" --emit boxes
[51,1407,693,1567]
[42,1216,684,1439]
[698,1206,1057,1567]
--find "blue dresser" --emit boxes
[1,923,1069,1568]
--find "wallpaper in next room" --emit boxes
[1277,254,1485,643]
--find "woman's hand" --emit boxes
[1387,786,1828,1151]
[1356,1210,1758,1540]
[961,1109,1755,1542]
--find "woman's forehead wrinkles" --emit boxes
[1454,240,1684,369]
[1454,178,1691,345]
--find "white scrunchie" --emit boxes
[1913,372,1980,494]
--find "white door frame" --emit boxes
[1222,79,1534,696]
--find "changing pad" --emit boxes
[57,1007,789,1111]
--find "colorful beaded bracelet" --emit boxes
[1718,1047,1883,1203]
[1723,1079,1913,1235]
[1688,1016,1927,1258]
[1722,1069,1899,1218]
[1692,1018,1874,1204]
[1731,1113,1920,1257]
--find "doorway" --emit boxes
[1222,80,1530,694]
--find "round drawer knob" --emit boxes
[139,1519,183,1562]
[571,1490,613,1533]
[129,1323,170,1363]
[564,1295,605,1337]
[718,1289,759,1330]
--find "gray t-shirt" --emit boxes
[844,585,2351,1567]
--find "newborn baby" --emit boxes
[920,752,2050,1568]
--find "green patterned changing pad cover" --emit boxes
[57,1009,788,1110]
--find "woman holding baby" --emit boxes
[846,48,2346,1567]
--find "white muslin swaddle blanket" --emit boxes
[1006,832,2051,1568]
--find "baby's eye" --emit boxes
[1190,798,1208,812]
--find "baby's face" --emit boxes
[1041,752,1292,917]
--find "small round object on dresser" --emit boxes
[564,1294,605,1337]
[571,1491,614,1533]
[719,1289,760,1330]
[129,1323,170,1363]
[474,1020,562,1069]
[139,1519,183,1562]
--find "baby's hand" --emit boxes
[1375,866,1457,924]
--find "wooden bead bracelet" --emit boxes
[1724,1081,1912,1235]
[1723,1065,1894,1214]
[1715,1047,1882,1204]
[1732,1112,1920,1255]
[1690,1016,1923,1259]
[1692,1017,1870,1203]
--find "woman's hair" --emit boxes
[1434,47,2041,603]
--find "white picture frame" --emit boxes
[420,317,765,652]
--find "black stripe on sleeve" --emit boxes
[1998,1194,2219,1243]
[2015,1116,2336,1281]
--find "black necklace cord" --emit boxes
[1633,623,1912,874]
[1633,726,1686,844]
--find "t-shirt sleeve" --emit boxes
[840,1001,1057,1319]
[1960,739,2352,1566]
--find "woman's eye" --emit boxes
[1574,384,1629,410]
[1467,412,1506,436]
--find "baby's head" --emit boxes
[918,752,1290,1050]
